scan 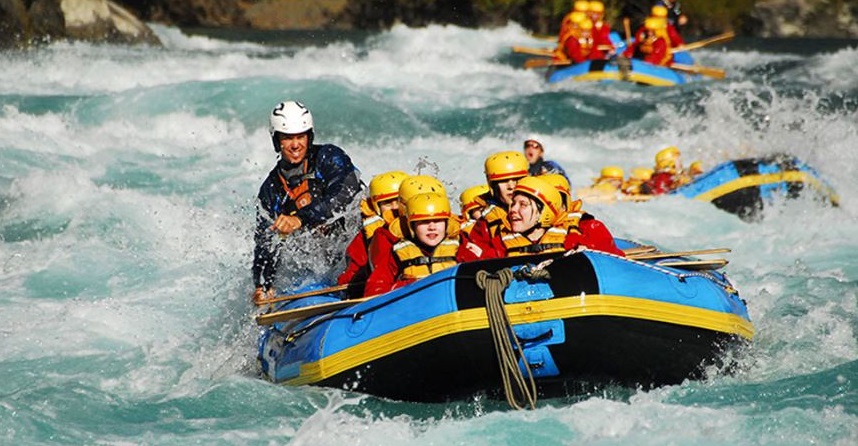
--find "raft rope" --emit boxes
[475,268,538,410]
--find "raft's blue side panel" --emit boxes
[585,251,750,320]
[629,59,690,84]
[318,267,458,360]
[547,61,594,83]
[673,51,694,65]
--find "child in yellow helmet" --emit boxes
[465,151,530,259]
[458,184,490,236]
[480,176,624,258]
[364,193,469,296]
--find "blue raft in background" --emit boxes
[672,153,840,221]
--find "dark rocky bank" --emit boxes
[2,0,856,50]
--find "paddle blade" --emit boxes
[629,247,731,260]
[671,63,727,79]
[674,31,735,52]
[657,259,729,270]
[524,58,572,69]
[512,45,555,57]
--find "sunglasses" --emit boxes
[524,142,542,149]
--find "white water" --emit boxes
[0,23,856,444]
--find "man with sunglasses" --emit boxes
[522,138,568,180]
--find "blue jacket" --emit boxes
[252,143,362,288]
[529,158,569,180]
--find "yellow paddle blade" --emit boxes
[524,58,573,69]
[512,45,555,57]
[628,247,731,260]
[671,63,727,79]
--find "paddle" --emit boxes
[657,259,728,270]
[512,45,555,57]
[628,247,731,260]
[673,31,735,52]
[670,63,727,79]
[254,283,355,306]
[622,245,657,256]
[256,295,376,325]
[623,17,632,46]
[524,58,572,69]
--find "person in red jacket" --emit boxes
[646,146,684,195]
[465,151,530,259]
[558,18,597,64]
[337,170,409,296]
[364,193,471,296]
[650,5,685,47]
[587,1,615,59]
[623,17,673,66]
[540,174,625,257]
[485,176,570,258]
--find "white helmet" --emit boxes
[269,100,314,136]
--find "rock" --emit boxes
[752,0,858,38]
[0,0,160,49]
[243,0,348,30]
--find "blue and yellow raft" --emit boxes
[672,154,840,221]
[257,244,753,402]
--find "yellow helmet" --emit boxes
[644,17,661,30]
[484,151,529,183]
[689,161,704,175]
[578,19,594,31]
[569,11,587,24]
[540,173,572,209]
[459,184,490,217]
[588,1,605,13]
[574,0,589,12]
[651,5,669,18]
[513,176,563,228]
[630,167,654,181]
[600,166,625,180]
[398,175,447,207]
[655,146,681,171]
[368,170,409,214]
[405,192,451,226]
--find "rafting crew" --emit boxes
[337,170,409,297]
[252,100,362,303]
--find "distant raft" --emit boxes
[672,153,840,221]
[256,245,753,403]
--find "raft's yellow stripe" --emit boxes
[694,171,839,203]
[287,294,754,386]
